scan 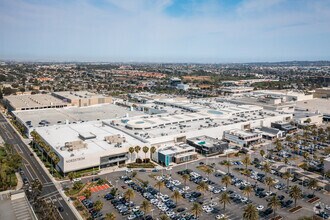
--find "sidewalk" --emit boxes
[1,112,83,220]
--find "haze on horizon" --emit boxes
[0,0,330,63]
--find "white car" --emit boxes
[202,205,209,211]
[265,191,273,196]
[127,214,136,220]
[221,187,227,192]
[208,185,215,191]
[72,178,81,182]
[241,197,248,203]
[257,205,264,211]
[205,207,213,213]
[183,186,190,191]
[326,205,330,211]
[126,169,132,173]
[132,206,140,212]
[216,214,225,219]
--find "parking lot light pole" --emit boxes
[151,209,154,218]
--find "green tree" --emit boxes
[140,200,151,215]
[263,162,271,178]
[191,202,202,218]
[259,149,265,159]
[150,146,156,160]
[142,146,149,162]
[105,212,116,220]
[265,177,274,192]
[124,189,135,205]
[221,175,231,188]
[134,146,141,159]
[219,192,231,211]
[83,189,91,199]
[197,181,208,193]
[243,204,259,220]
[289,185,302,208]
[268,195,280,218]
[129,147,135,161]
[182,174,189,186]
[171,190,182,204]
[241,155,251,170]
[94,200,103,212]
[243,185,253,200]
[307,179,318,196]
[154,181,165,193]
[282,171,293,190]
[223,160,232,174]
[204,166,214,178]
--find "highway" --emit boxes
[0,112,77,220]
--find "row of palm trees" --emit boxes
[30,131,60,173]
[128,146,156,162]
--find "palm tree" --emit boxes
[140,200,151,215]
[282,171,293,189]
[268,195,280,218]
[171,190,182,204]
[263,162,271,178]
[308,179,318,196]
[159,215,170,220]
[260,149,265,159]
[265,177,274,192]
[222,160,232,174]
[242,155,251,170]
[219,192,231,211]
[150,146,156,161]
[83,189,91,199]
[289,185,302,208]
[221,175,232,188]
[197,181,208,194]
[204,166,214,178]
[191,202,202,218]
[243,169,251,182]
[243,185,253,200]
[134,146,141,159]
[154,181,165,193]
[243,204,259,220]
[182,174,189,186]
[124,189,135,205]
[275,142,283,152]
[94,200,103,212]
[283,157,289,165]
[105,213,116,220]
[302,152,309,161]
[142,146,149,162]
[68,172,76,181]
[129,147,135,161]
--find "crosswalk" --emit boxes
[11,197,33,220]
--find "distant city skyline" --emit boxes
[1,0,330,62]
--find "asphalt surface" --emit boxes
[0,112,77,220]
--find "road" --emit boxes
[0,112,77,220]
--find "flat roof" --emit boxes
[5,94,67,109]
[35,121,145,158]
[53,91,108,100]
[295,98,330,115]
[13,104,145,129]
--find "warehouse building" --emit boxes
[52,91,112,107]
[4,94,68,111]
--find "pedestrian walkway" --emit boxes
[89,184,110,193]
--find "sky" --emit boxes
[0,0,330,63]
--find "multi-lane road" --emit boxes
[0,112,77,220]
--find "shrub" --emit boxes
[136,158,143,163]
